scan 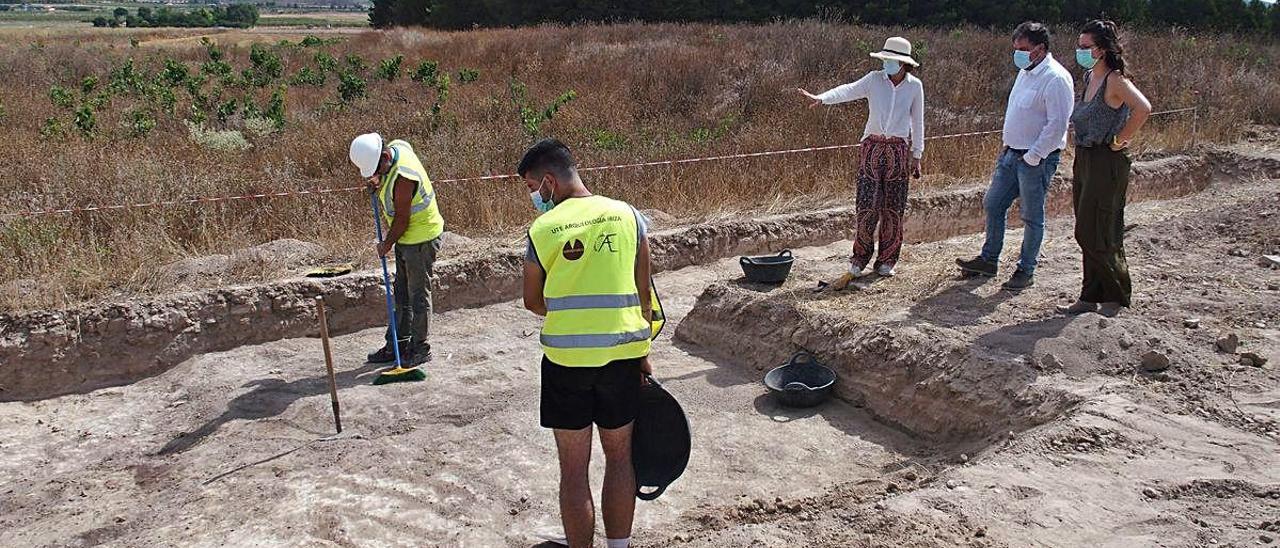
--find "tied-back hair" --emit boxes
[1082,19,1129,76]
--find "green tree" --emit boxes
[314,51,338,73]
[73,105,96,138]
[247,44,283,87]
[410,60,438,83]
[1272,2,1280,35]
[509,77,577,138]
[220,3,259,28]
[49,86,74,109]
[393,0,431,26]
[361,0,1276,35]
[338,70,366,102]
[375,54,404,81]
[369,0,394,28]
[265,86,286,129]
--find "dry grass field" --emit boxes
[1,21,1277,309]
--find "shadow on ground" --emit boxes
[154,363,382,456]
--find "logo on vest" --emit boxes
[562,239,585,261]
[594,233,618,253]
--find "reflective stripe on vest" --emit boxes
[541,328,652,349]
[382,184,435,217]
[380,171,434,217]
[529,196,651,367]
[545,293,641,312]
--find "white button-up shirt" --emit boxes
[1001,53,1075,166]
[816,70,925,159]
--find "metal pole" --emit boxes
[316,296,342,434]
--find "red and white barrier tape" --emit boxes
[0,108,1198,219]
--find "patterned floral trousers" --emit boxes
[851,136,911,270]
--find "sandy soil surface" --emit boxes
[1,160,1277,546]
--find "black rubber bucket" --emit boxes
[764,351,836,408]
[632,375,690,501]
[739,250,794,284]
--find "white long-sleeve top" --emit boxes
[1001,53,1075,166]
[816,70,925,159]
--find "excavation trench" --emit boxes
[674,282,1082,442]
[3,148,1277,401]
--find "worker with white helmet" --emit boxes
[349,132,445,368]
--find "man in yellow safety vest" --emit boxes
[520,139,659,548]
[349,132,445,367]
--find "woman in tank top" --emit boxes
[1058,20,1152,318]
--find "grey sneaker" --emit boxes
[1002,269,1034,291]
[1098,302,1124,317]
[1056,300,1098,315]
[876,263,896,277]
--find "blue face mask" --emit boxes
[1013,49,1033,70]
[882,59,901,75]
[1076,48,1098,69]
[530,179,555,213]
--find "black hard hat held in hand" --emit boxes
[632,374,691,501]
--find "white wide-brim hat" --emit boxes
[869,36,919,67]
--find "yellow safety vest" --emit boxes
[529,195,663,367]
[378,139,444,245]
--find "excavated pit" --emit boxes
[3,147,1278,401]
[674,282,1084,442]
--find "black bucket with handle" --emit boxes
[739,250,794,284]
[632,375,690,501]
[763,351,836,408]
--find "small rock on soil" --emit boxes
[1141,351,1172,372]
[1215,333,1240,354]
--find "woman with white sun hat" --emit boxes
[799,36,925,290]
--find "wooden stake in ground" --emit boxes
[315,296,342,434]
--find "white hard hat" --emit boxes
[349,132,384,178]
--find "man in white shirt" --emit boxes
[957,22,1075,291]
[798,36,925,287]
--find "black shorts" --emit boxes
[540,355,643,430]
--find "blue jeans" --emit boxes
[979,148,1061,274]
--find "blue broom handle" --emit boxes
[370,191,403,369]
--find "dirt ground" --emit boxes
[1,159,1278,546]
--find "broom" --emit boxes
[369,190,426,385]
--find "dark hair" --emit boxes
[517,138,577,179]
[1012,21,1050,49]
[1082,19,1128,75]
